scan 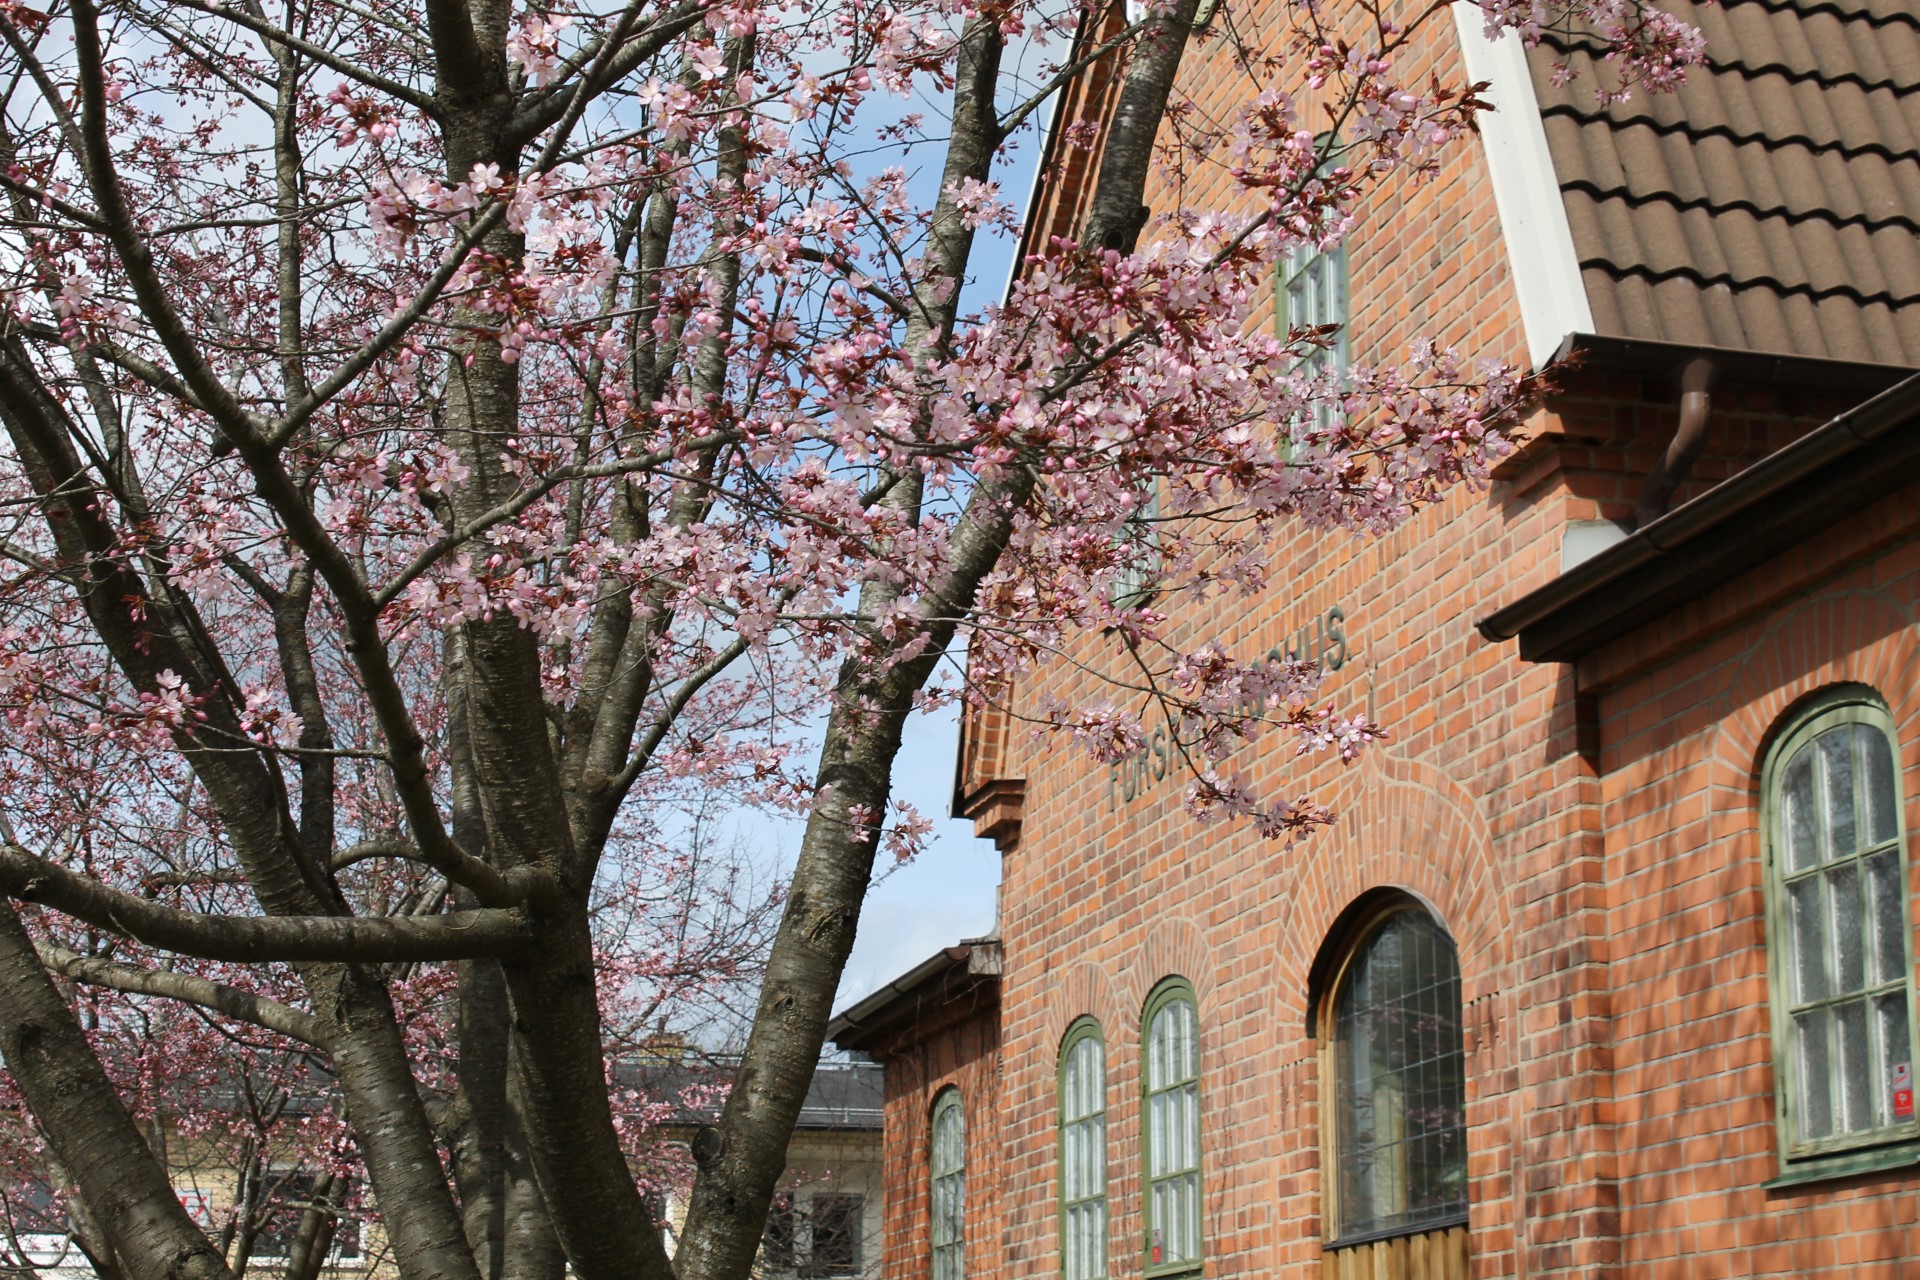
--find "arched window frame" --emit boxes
[1058,1018,1108,1280]
[1762,687,1920,1182]
[1140,978,1202,1278]
[929,1087,966,1280]
[1317,899,1469,1251]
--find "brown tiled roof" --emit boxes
[1527,0,1920,365]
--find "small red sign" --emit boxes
[1894,1063,1914,1120]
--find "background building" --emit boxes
[645,1052,888,1280]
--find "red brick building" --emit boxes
[828,0,1920,1276]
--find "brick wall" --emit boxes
[1585,482,1920,1278]
[934,0,1920,1275]
[972,376,1920,1280]
[890,0,1920,1275]
[859,986,1005,1280]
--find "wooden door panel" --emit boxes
[1321,1224,1468,1280]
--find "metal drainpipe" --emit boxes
[1635,355,1718,527]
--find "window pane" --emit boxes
[1830,861,1866,994]
[1795,1007,1834,1140]
[1144,992,1201,1269]
[1059,1029,1107,1280]
[1860,724,1899,846]
[1868,849,1906,986]
[931,1093,965,1280]
[1774,704,1917,1155]
[1821,729,1858,860]
[1876,991,1912,1118]
[1331,910,1467,1240]
[1789,876,1829,1004]
[1783,750,1819,872]
[1836,997,1875,1132]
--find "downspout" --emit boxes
[1635,355,1717,527]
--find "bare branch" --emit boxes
[0,844,536,963]
[159,0,440,113]
[36,941,327,1046]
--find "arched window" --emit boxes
[1141,979,1201,1275]
[930,1088,966,1280]
[1058,1019,1107,1280]
[1764,690,1918,1171]
[1325,905,1468,1247]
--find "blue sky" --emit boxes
[836,701,1004,1006]
[821,41,1061,1008]
[763,56,1057,1009]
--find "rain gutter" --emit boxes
[1478,371,1920,663]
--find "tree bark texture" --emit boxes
[0,900,235,1280]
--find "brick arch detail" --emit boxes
[1272,748,1516,1045]
[1121,912,1220,1024]
[1040,960,1120,1056]
[1690,589,1920,978]
[1710,587,1920,794]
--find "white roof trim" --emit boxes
[1449,3,1593,370]
[1000,85,1062,305]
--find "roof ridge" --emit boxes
[1541,31,1920,97]
[1558,180,1920,239]
[1718,0,1920,35]
[1538,103,1920,169]
[1578,258,1920,309]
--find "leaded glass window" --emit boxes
[1142,981,1201,1275]
[1765,692,1919,1162]
[1330,909,1467,1242]
[930,1089,965,1280]
[1279,239,1349,434]
[1059,1020,1107,1280]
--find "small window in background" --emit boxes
[1279,239,1350,436]
[1059,1019,1108,1280]
[930,1089,966,1280]
[1113,485,1160,609]
[1765,691,1919,1169]
[805,1194,863,1278]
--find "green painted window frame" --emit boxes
[1058,1018,1108,1280]
[930,1087,966,1280]
[1275,137,1352,442]
[1762,687,1920,1182]
[1140,978,1203,1279]
[1113,484,1160,609]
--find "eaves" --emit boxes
[1477,372,1920,664]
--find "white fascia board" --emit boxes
[999,86,1062,306]
[1449,2,1594,370]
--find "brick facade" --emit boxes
[838,0,1920,1276]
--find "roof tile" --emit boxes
[1526,0,1920,366]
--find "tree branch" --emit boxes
[160,0,441,113]
[0,845,536,963]
[68,0,270,443]
[35,942,326,1046]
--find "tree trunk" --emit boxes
[0,900,234,1280]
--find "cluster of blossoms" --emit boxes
[0,0,1702,1262]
